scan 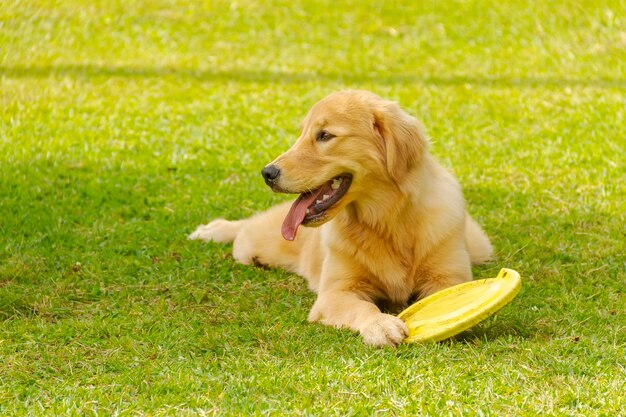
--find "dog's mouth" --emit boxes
[281,174,353,241]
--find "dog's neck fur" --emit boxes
[344,154,434,239]
[329,155,438,305]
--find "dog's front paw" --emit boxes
[188,219,240,243]
[360,313,408,347]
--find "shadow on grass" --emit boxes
[2,64,626,89]
[450,315,539,343]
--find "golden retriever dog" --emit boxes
[189,90,493,347]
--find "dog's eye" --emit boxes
[316,130,335,142]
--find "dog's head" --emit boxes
[262,90,429,240]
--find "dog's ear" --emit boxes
[373,102,428,183]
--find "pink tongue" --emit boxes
[281,188,325,241]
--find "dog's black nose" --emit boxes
[261,165,281,186]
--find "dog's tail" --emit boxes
[188,219,244,243]
[465,215,494,265]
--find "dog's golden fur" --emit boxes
[190,90,493,346]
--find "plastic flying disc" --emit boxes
[398,268,521,343]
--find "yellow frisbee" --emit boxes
[398,268,521,343]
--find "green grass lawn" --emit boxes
[1,0,625,415]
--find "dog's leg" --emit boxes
[308,291,408,347]
[308,255,408,347]
[189,202,314,272]
[188,219,244,243]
